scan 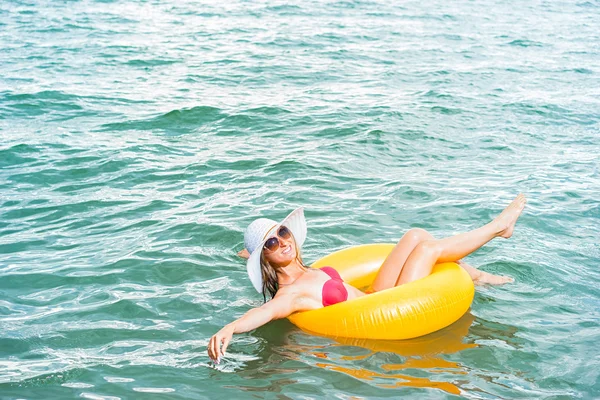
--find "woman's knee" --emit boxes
[401,228,433,244]
[413,240,441,258]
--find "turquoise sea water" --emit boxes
[1,0,599,398]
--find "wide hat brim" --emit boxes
[246,207,307,293]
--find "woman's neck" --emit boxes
[277,259,306,286]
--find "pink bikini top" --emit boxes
[320,266,348,307]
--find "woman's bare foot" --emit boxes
[494,194,527,239]
[458,260,514,285]
[475,271,514,285]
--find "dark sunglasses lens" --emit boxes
[278,226,291,239]
[264,237,279,251]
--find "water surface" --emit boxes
[1,0,599,398]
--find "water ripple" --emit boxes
[1,0,599,398]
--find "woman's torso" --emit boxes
[277,267,365,312]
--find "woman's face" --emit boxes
[262,226,297,268]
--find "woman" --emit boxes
[208,194,526,364]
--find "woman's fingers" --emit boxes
[208,336,215,360]
[212,335,221,362]
[221,336,231,356]
[209,330,233,363]
[208,335,221,362]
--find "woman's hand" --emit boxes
[237,248,250,259]
[208,324,235,364]
[206,292,303,364]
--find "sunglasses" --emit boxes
[263,226,292,252]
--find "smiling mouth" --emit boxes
[282,246,292,255]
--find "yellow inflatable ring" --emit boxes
[287,243,475,340]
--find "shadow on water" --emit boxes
[235,312,478,396]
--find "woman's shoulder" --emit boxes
[276,281,306,297]
[274,282,321,312]
[273,284,309,304]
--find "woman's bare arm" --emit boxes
[207,292,300,363]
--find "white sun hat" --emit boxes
[243,207,307,293]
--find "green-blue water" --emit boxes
[1,0,599,398]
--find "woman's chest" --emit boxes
[295,270,351,307]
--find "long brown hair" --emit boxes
[259,235,309,302]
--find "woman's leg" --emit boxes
[371,228,434,292]
[371,218,517,291]
[396,194,526,285]
[457,260,514,285]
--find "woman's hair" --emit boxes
[259,235,308,302]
